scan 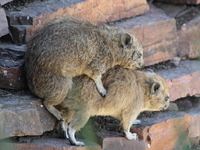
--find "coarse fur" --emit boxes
[58,67,170,146]
[25,17,144,121]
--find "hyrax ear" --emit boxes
[151,82,160,95]
[121,33,132,48]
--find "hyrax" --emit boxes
[57,67,170,146]
[25,17,144,121]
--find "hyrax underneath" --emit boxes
[58,67,170,146]
[25,17,144,121]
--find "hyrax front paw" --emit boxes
[94,76,107,97]
[74,141,85,146]
[132,119,141,125]
[126,132,138,140]
[99,87,107,97]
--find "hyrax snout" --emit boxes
[25,17,144,121]
[57,67,170,146]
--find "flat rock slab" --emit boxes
[0,94,200,149]
[0,8,9,37]
[0,138,101,150]
[6,0,149,43]
[113,4,178,66]
[0,93,57,140]
[129,105,200,150]
[102,138,146,150]
[177,16,200,59]
[154,2,200,59]
[157,60,200,101]
[0,43,26,89]
[99,105,200,150]
[154,0,200,5]
[0,0,13,5]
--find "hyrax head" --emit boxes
[109,27,145,69]
[143,69,170,111]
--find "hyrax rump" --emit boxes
[25,17,144,121]
[58,67,170,146]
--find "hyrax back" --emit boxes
[59,67,170,146]
[25,17,144,120]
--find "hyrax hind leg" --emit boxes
[43,101,64,121]
[67,110,90,146]
[60,110,75,139]
[43,77,73,121]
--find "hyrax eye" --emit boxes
[138,53,142,58]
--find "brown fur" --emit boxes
[58,67,170,145]
[25,17,144,120]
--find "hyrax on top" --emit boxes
[25,17,144,121]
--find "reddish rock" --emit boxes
[157,60,200,101]
[9,25,29,46]
[131,112,191,150]
[177,16,200,59]
[0,8,9,37]
[0,0,13,5]
[0,94,57,139]
[0,138,101,150]
[102,137,146,150]
[0,43,26,89]
[101,107,200,150]
[153,2,188,18]
[154,0,200,5]
[188,106,200,138]
[113,4,178,66]
[7,0,149,43]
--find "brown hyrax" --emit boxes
[25,17,144,121]
[57,67,170,146]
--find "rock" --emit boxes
[154,0,200,5]
[113,4,178,66]
[170,57,181,67]
[177,16,200,59]
[100,105,200,150]
[0,93,57,139]
[0,138,101,150]
[175,99,193,111]
[153,2,200,59]
[144,115,190,150]
[0,0,13,5]
[102,137,146,150]
[153,2,188,18]
[189,107,200,138]
[18,137,32,143]
[0,8,9,38]
[0,43,26,89]
[6,0,149,43]
[130,106,200,150]
[1,94,200,149]
[9,25,30,46]
[157,60,200,101]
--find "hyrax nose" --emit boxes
[164,104,169,110]
[139,62,145,68]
